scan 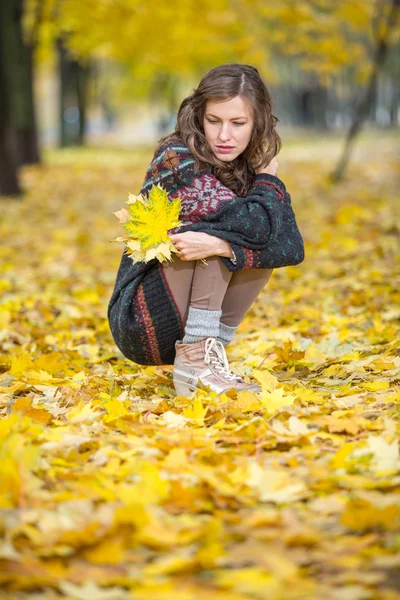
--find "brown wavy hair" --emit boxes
[156,63,281,196]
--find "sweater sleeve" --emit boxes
[219,188,302,271]
[172,168,302,272]
[202,172,287,243]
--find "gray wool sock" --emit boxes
[182,306,222,343]
[217,321,238,347]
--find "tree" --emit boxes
[57,39,91,147]
[332,0,400,181]
[0,0,42,196]
[0,9,21,196]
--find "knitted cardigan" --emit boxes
[108,133,305,366]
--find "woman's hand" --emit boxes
[255,156,279,176]
[169,231,233,261]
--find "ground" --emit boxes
[0,130,399,600]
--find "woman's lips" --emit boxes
[216,146,235,153]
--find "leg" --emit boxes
[221,267,274,326]
[218,267,274,345]
[166,257,267,396]
[162,255,233,324]
[161,257,197,327]
[183,256,234,342]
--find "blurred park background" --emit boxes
[1,0,399,196]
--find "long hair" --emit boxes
[156,64,281,196]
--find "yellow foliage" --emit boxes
[24,0,381,98]
[113,184,182,264]
[0,136,399,598]
[183,397,208,426]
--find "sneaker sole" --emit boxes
[173,380,198,397]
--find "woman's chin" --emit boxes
[215,154,236,162]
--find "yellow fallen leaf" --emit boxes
[330,442,358,469]
[369,357,395,372]
[247,462,308,503]
[9,354,33,376]
[118,464,170,505]
[259,387,296,412]
[161,411,187,428]
[230,390,263,412]
[320,416,359,436]
[304,344,326,364]
[103,398,129,422]
[0,381,27,394]
[25,369,54,382]
[287,416,309,436]
[361,381,390,391]
[67,401,103,424]
[59,581,127,600]
[164,448,188,469]
[82,535,125,565]
[252,369,279,391]
[215,566,277,594]
[341,498,400,531]
[143,552,195,576]
[366,434,399,472]
[183,397,208,426]
[12,397,52,424]
[137,517,181,550]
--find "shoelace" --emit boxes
[204,338,243,382]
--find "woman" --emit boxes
[108,64,305,397]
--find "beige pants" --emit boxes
[161,255,273,328]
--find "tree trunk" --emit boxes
[332,0,400,182]
[389,79,399,126]
[19,43,41,164]
[0,126,21,197]
[5,0,40,166]
[58,39,90,147]
[0,0,21,196]
[76,62,90,145]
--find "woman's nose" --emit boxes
[218,124,232,141]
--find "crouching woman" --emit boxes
[108,63,305,396]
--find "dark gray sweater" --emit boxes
[108,134,305,365]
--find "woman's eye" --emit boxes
[207,120,245,126]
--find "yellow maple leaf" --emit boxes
[67,400,103,424]
[361,381,390,391]
[183,397,208,426]
[231,390,263,412]
[103,398,129,422]
[252,369,279,392]
[119,464,170,506]
[163,448,188,469]
[341,498,400,531]
[259,387,296,412]
[82,535,125,565]
[9,354,33,376]
[123,185,181,249]
[144,241,173,263]
[12,397,53,425]
[113,184,182,264]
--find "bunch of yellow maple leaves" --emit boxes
[113,184,182,263]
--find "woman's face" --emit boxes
[203,95,254,162]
